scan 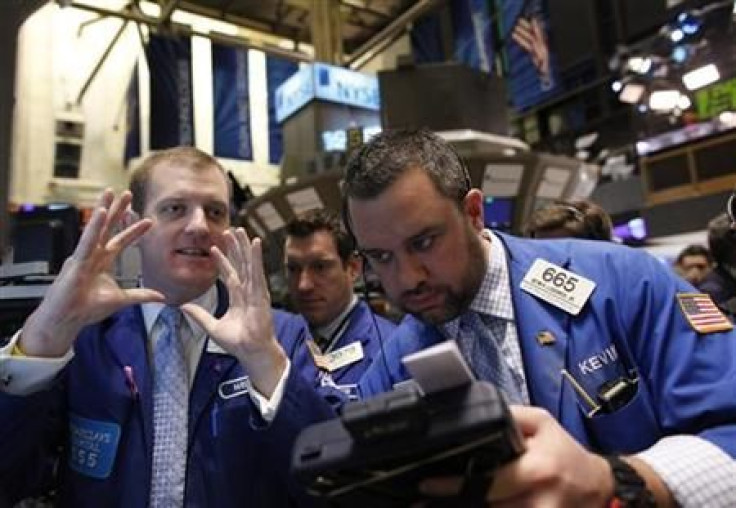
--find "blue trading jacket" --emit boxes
[0,286,333,507]
[359,232,736,458]
[285,300,397,386]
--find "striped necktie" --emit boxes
[150,306,189,507]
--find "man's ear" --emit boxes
[463,189,485,232]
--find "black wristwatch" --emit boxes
[604,455,656,508]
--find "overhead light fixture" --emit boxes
[628,56,652,74]
[649,90,680,111]
[671,45,688,64]
[575,132,599,150]
[611,80,623,93]
[719,111,735,125]
[677,12,701,35]
[683,63,720,90]
[619,83,646,104]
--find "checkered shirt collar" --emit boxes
[442,230,515,337]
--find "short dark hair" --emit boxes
[707,213,736,266]
[343,128,470,205]
[285,208,355,263]
[524,199,613,241]
[128,147,228,215]
[676,244,713,265]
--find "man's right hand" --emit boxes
[19,189,165,357]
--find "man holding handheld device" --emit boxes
[341,129,736,507]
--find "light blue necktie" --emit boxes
[150,306,188,507]
[456,312,523,404]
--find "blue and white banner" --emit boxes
[410,13,444,65]
[500,0,561,111]
[123,63,140,166]
[212,43,252,160]
[146,34,194,149]
[266,56,298,164]
[453,0,494,72]
[410,0,494,72]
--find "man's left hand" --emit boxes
[183,227,287,398]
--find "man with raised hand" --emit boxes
[0,147,330,507]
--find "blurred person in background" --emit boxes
[524,199,613,241]
[698,213,736,318]
[674,244,713,286]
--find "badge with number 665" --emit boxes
[521,259,596,315]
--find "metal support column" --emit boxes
[311,0,342,64]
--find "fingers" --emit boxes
[210,244,243,306]
[509,405,548,437]
[74,206,108,259]
[121,288,166,306]
[100,191,132,244]
[234,228,252,282]
[181,302,218,336]
[75,189,134,260]
[249,237,270,304]
[106,218,153,253]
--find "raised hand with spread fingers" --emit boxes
[20,188,165,358]
[183,227,287,398]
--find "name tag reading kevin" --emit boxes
[521,258,596,315]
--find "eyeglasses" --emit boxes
[727,192,736,225]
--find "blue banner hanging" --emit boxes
[410,0,494,72]
[212,43,252,160]
[499,0,561,111]
[266,56,298,165]
[123,63,140,165]
[146,34,195,149]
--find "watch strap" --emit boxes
[605,455,656,508]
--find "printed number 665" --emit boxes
[542,267,578,292]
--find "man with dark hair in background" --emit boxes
[524,199,613,241]
[674,244,713,286]
[698,213,736,317]
[343,128,736,507]
[284,208,396,390]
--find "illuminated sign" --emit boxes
[274,65,314,123]
[275,63,380,123]
[695,77,736,120]
[321,126,382,152]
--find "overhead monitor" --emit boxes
[483,196,514,231]
[11,203,81,274]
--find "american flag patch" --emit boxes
[676,293,733,333]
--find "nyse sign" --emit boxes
[275,63,380,123]
[313,63,380,112]
[275,65,315,123]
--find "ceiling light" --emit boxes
[611,80,623,93]
[671,46,688,64]
[619,83,646,104]
[677,12,701,35]
[628,56,652,74]
[649,90,680,111]
[683,63,720,90]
